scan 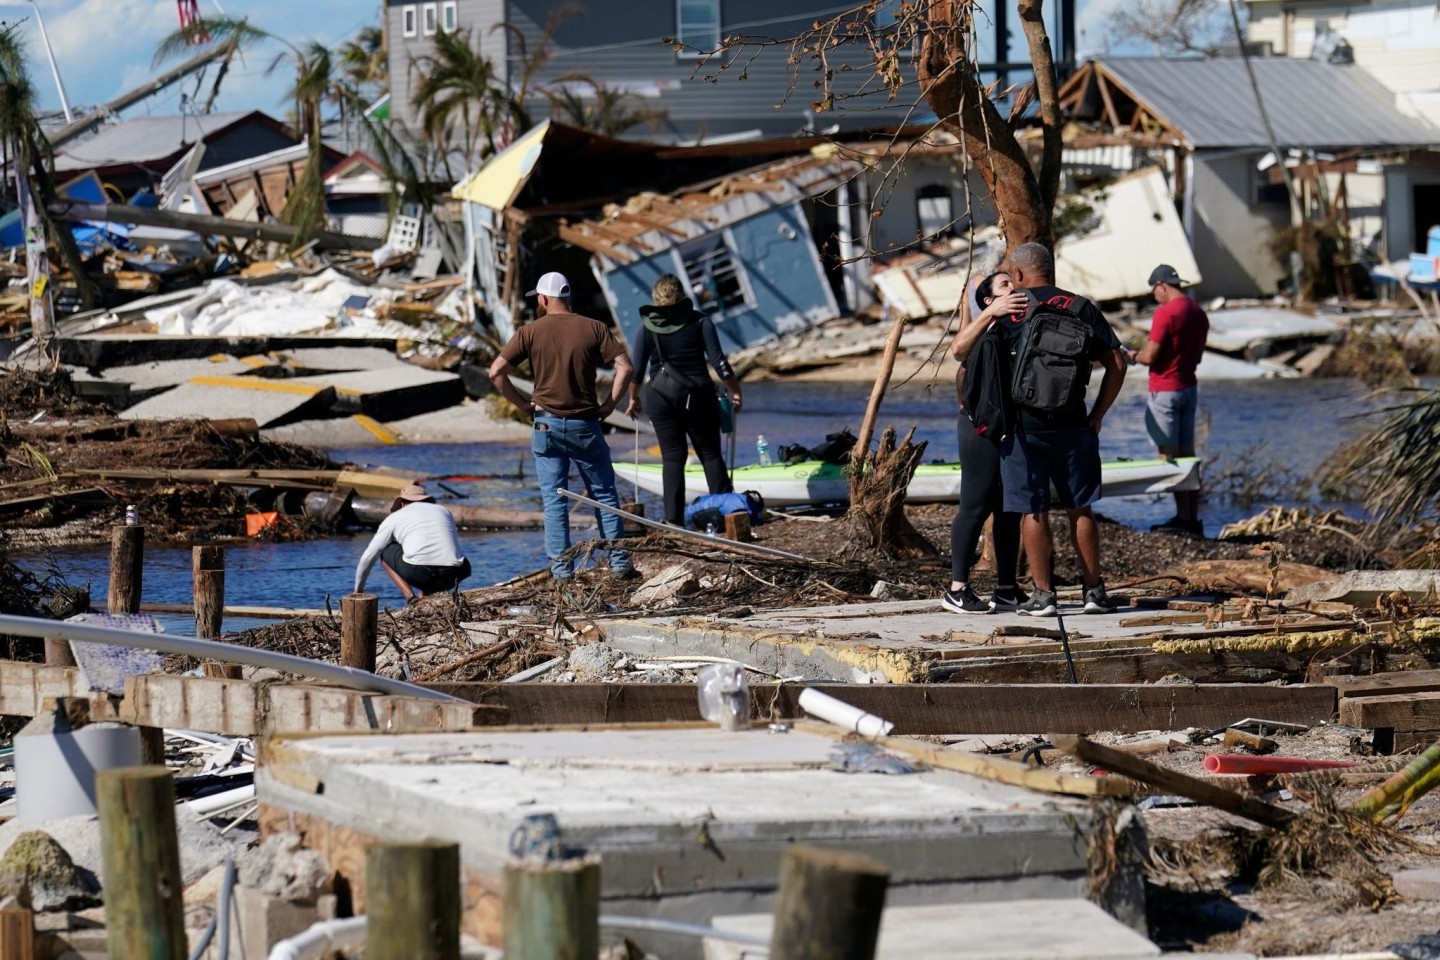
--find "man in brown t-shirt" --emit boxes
[489,272,635,580]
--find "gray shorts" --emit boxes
[1145,386,1198,456]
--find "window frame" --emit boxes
[674,229,753,318]
[1254,163,1291,207]
[422,2,438,36]
[675,0,721,59]
[401,4,418,38]
[441,0,458,32]
[915,184,954,239]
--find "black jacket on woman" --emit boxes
[628,298,735,525]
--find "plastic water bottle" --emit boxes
[756,435,772,466]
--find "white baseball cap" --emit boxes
[525,271,571,298]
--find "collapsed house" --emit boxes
[1059,57,1440,298]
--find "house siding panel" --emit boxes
[388,0,508,131]
[1189,152,1290,298]
[504,0,915,140]
[604,203,836,354]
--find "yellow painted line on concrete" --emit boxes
[187,376,324,396]
[238,355,271,368]
[352,415,399,445]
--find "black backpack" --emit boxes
[961,325,1011,445]
[1009,291,1095,414]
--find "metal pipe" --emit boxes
[0,614,462,702]
[25,2,72,122]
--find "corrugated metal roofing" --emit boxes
[1100,58,1440,149]
[54,111,254,171]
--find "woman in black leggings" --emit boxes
[625,274,744,526]
[942,271,1029,614]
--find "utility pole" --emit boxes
[15,136,55,345]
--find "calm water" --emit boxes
[28,375,1375,633]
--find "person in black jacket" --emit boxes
[942,270,1030,614]
[625,274,744,526]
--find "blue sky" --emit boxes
[12,0,1130,121]
[8,0,378,118]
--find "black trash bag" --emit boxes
[808,428,857,464]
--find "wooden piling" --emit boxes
[342,593,378,673]
[769,845,889,960]
[0,905,34,960]
[108,524,144,615]
[365,841,461,960]
[97,767,185,960]
[503,856,601,960]
[723,510,752,543]
[43,637,76,667]
[620,502,645,536]
[193,545,240,680]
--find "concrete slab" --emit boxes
[259,726,1116,957]
[1287,569,1440,607]
[602,598,1322,684]
[283,367,464,419]
[119,378,337,428]
[274,346,416,373]
[89,356,256,391]
[703,899,1160,959]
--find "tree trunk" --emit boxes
[847,426,937,560]
[1017,0,1064,221]
[918,0,1050,249]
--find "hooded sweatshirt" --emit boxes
[630,299,735,386]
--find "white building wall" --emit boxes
[1247,0,1440,127]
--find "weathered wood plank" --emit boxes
[0,662,86,716]
[1328,670,1440,699]
[429,682,1337,735]
[1339,691,1440,733]
[930,647,1305,684]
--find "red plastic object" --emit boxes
[246,511,279,537]
[1203,754,1364,775]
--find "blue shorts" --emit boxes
[999,428,1102,514]
[1145,386,1198,456]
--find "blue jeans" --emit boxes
[531,415,631,579]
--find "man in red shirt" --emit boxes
[1132,264,1208,537]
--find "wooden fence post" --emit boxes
[723,511,752,543]
[108,524,144,615]
[620,502,645,536]
[43,637,75,667]
[342,593,377,673]
[0,905,34,960]
[365,841,460,960]
[97,767,185,960]
[503,856,601,960]
[769,845,889,960]
[193,545,240,680]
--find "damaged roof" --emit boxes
[1075,57,1440,150]
[558,151,862,266]
[54,110,299,173]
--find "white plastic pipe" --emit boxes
[187,784,256,818]
[266,917,366,960]
[798,687,894,737]
[0,614,460,702]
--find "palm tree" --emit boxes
[409,28,505,171]
[0,27,93,325]
[340,25,388,102]
[545,77,667,138]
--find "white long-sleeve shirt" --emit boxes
[354,502,465,593]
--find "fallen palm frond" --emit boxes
[1328,388,1440,530]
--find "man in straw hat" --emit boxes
[488,270,636,581]
[354,484,471,603]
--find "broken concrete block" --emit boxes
[1393,868,1440,901]
[1286,570,1440,607]
[237,833,330,901]
[566,643,623,680]
[631,564,699,606]
[0,830,99,911]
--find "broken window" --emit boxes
[1255,165,1290,207]
[402,5,417,38]
[678,233,751,315]
[441,0,458,32]
[916,185,954,239]
[676,0,721,57]
[422,2,438,36]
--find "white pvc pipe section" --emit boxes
[187,784,256,818]
[266,917,366,960]
[798,687,894,737]
[0,614,461,702]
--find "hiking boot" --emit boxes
[610,566,641,582]
[941,586,993,614]
[990,586,1030,611]
[1083,582,1117,614]
[1182,518,1206,538]
[1017,589,1058,617]
[1149,515,1184,533]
